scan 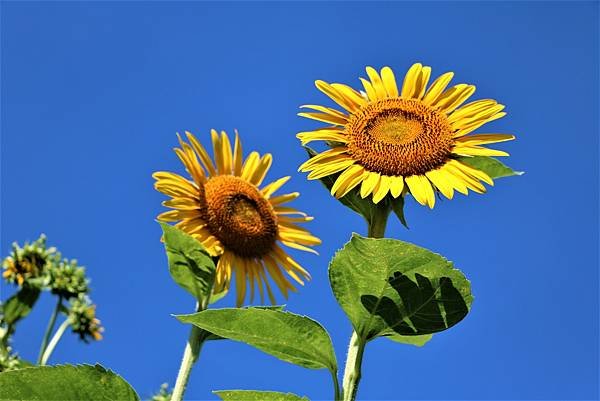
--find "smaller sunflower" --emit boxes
[2,235,56,287]
[154,130,320,306]
[298,63,515,208]
[68,297,103,342]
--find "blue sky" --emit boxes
[1,2,598,400]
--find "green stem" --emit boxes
[367,204,390,239]
[37,295,62,364]
[171,281,214,401]
[40,319,69,365]
[331,369,342,401]
[341,209,391,400]
[341,331,366,401]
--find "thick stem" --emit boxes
[170,322,205,401]
[367,205,390,239]
[37,295,62,364]
[341,331,366,401]
[40,319,69,365]
[341,210,391,400]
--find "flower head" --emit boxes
[49,258,89,299]
[154,130,320,305]
[67,296,104,342]
[2,235,56,287]
[298,63,515,208]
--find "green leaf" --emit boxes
[329,234,473,341]
[177,308,337,372]
[160,222,216,302]
[214,390,309,401]
[1,286,41,326]
[457,156,523,179]
[361,272,469,335]
[0,364,139,401]
[304,147,406,228]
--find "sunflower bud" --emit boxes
[67,296,104,342]
[49,259,89,299]
[1,235,56,287]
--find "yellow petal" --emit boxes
[454,111,507,137]
[435,84,476,114]
[269,192,300,206]
[297,128,347,145]
[241,151,260,181]
[360,171,380,198]
[425,169,454,199]
[331,165,365,198]
[422,72,454,105]
[389,176,405,198]
[380,66,399,97]
[330,83,367,109]
[210,129,225,175]
[298,111,347,126]
[366,66,387,99]
[233,130,243,176]
[449,159,494,186]
[220,131,233,175]
[360,77,379,101]
[250,154,273,186]
[186,131,217,177]
[405,175,435,208]
[300,104,348,121]
[455,134,515,146]
[453,145,509,157]
[262,176,290,198]
[372,175,391,204]
[315,80,360,112]
[401,63,422,98]
[414,66,432,100]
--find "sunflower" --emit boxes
[297,63,515,208]
[153,130,320,306]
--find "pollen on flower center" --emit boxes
[201,175,278,258]
[345,98,454,176]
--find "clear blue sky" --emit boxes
[1,2,598,400]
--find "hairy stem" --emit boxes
[40,319,70,365]
[342,208,390,400]
[341,331,366,401]
[37,295,62,364]
[331,368,342,401]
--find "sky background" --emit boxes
[1,2,598,400]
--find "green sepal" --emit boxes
[457,156,523,179]
[0,364,139,401]
[160,222,216,303]
[214,390,309,401]
[176,308,337,373]
[329,234,473,342]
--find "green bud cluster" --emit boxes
[0,346,22,372]
[150,383,172,401]
[49,259,89,299]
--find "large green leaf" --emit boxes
[177,308,337,372]
[160,223,216,302]
[0,364,139,401]
[329,234,473,342]
[458,156,523,179]
[361,272,469,335]
[386,333,432,347]
[215,390,309,401]
[0,286,41,326]
[304,147,406,228]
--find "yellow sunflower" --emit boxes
[153,130,320,306]
[298,63,515,208]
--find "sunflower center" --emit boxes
[201,175,278,258]
[345,98,454,176]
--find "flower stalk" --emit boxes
[37,295,62,364]
[342,206,389,401]
[40,318,70,365]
